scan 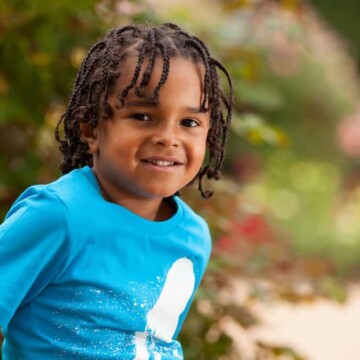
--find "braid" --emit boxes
[184,39,210,111]
[136,29,158,97]
[56,22,234,198]
[118,43,146,104]
[152,42,171,103]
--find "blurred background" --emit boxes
[1,0,360,359]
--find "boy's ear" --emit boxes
[79,122,99,154]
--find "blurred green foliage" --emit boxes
[0,0,105,214]
[1,0,360,358]
[311,0,360,66]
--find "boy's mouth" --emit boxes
[142,157,183,167]
[146,159,175,167]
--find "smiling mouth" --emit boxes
[144,159,178,167]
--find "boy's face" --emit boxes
[81,56,210,206]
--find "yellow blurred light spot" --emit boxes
[71,48,87,68]
[37,127,55,150]
[223,0,250,12]
[242,62,258,81]
[248,130,264,144]
[273,128,290,147]
[45,105,66,127]
[281,0,300,12]
[29,52,50,66]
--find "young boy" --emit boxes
[0,23,233,359]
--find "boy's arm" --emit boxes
[0,188,70,331]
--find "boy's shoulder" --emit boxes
[7,167,95,218]
[46,166,97,203]
[174,196,208,226]
[46,165,94,191]
[173,196,211,241]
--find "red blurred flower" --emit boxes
[216,215,275,252]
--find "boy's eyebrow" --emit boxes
[186,106,209,114]
[126,100,208,113]
[126,100,156,107]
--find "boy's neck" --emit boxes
[93,170,176,221]
[94,172,176,221]
[116,196,176,221]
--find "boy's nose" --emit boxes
[150,126,180,148]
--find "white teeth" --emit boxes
[148,160,174,166]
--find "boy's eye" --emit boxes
[131,113,151,122]
[181,118,199,128]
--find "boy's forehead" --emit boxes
[115,55,206,92]
[108,55,208,112]
[124,97,208,115]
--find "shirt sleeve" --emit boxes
[0,186,71,329]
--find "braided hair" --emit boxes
[55,23,234,198]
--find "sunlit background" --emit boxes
[1,0,360,359]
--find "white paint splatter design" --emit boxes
[134,257,195,359]
[52,258,194,359]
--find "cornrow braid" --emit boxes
[136,28,158,97]
[184,38,210,111]
[152,42,171,103]
[118,42,147,105]
[56,23,234,198]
